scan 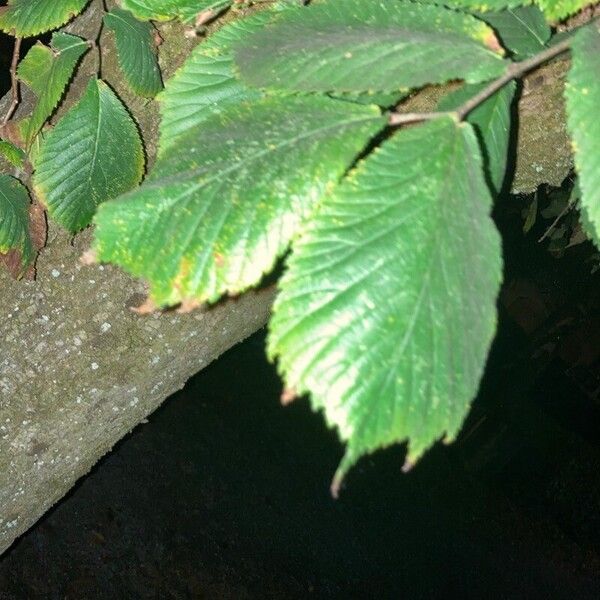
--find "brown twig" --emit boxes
[388,37,574,126]
[2,37,22,126]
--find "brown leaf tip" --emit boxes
[79,249,97,266]
[280,387,297,406]
[131,297,158,315]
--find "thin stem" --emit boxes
[388,110,453,126]
[2,37,22,126]
[388,36,573,127]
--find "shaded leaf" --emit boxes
[0,0,88,37]
[33,79,144,232]
[17,32,89,147]
[93,96,385,307]
[437,81,515,193]
[268,118,502,491]
[104,8,162,98]
[235,0,506,93]
[480,6,550,57]
[0,174,33,277]
[565,22,600,249]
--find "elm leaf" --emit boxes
[157,9,272,155]
[0,174,33,277]
[235,0,506,93]
[268,118,502,492]
[120,0,230,22]
[0,0,89,37]
[565,22,600,249]
[93,96,386,307]
[17,32,89,147]
[438,81,515,193]
[479,6,550,57]
[32,79,144,232]
[104,8,162,98]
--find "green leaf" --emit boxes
[0,174,33,277]
[93,96,386,307]
[0,139,27,168]
[419,0,527,10]
[268,117,502,492]
[421,0,589,20]
[17,32,89,147]
[565,22,600,249]
[104,8,162,98]
[32,79,144,232]
[234,0,506,93]
[479,6,550,57]
[0,0,89,37]
[437,81,515,193]
[157,9,272,155]
[120,0,230,22]
[535,0,592,21]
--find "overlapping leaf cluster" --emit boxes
[0,0,598,492]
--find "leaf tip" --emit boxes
[280,387,297,406]
[176,297,204,313]
[79,248,97,266]
[131,296,158,315]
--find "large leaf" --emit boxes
[120,0,230,22]
[438,81,515,193]
[268,117,502,492]
[157,9,272,155]
[0,174,33,277]
[17,32,89,147]
[234,0,506,93]
[480,6,550,57]
[33,79,144,232]
[93,96,386,307]
[423,0,589,20]
[565,22,600,248]
[535,0,592,20]
[0,0,88,37]
[104,8,162,98]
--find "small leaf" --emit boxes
[479,6,550,57]
[17,32,89,147]
[437,81,515,193]
[93,96,386,307]
[120,0,230,22]
[268,117,502,489]
[235,0,506,94]
[104,8,162,98]
[0,174,34,277]
[0,139,27,168]
[33,79,144,232]
[565,22,600,249]
[0,0,89,37]
[157,9,273,155]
